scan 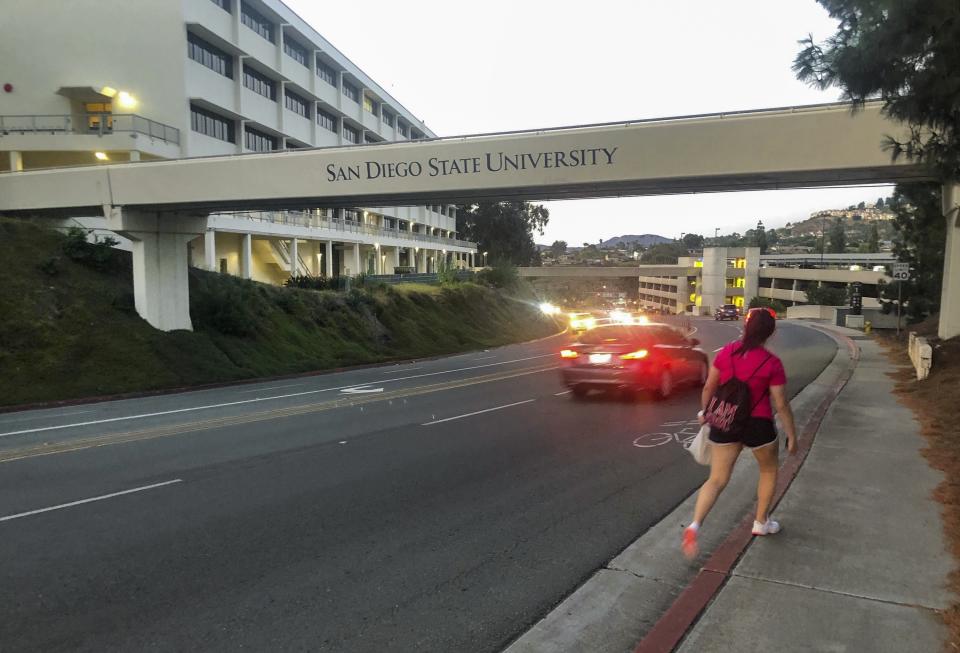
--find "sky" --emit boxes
[285,0,891,244]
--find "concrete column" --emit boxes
[8,151,23,171]
[241,233,252,279]
[204,229,217,271]
[106,208,206,332]
[128,151,141,162]
[700,247,727,314]
[289,238,298,276]
[325,240,333,277]
[352,242,361,276]
[743,246,761,306]
[390,246,400,273]
[940,182,960,339]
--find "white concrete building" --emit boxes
[0,0,476,284]
[637,248,894,314]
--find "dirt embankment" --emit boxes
[878,318,960,650]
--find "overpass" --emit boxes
[1,101,958,339]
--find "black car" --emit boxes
[559,323,708,400]
[714,304,740,321]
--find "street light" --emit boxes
[483,251,489,267]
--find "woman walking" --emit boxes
[682,307,797,559]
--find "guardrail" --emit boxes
[219,210,476,249]
[908,332,933,380]
[0,113,180,144]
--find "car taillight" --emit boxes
[620,349,649,360]
[560,349,579,359]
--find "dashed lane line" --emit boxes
[0,353,555,440]
[0,479,183,523]
[0,364,558,464]
[421,399,536,426]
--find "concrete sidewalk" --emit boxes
[677,328,954,652]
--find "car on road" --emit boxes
[714,304,740,321]
[567,312,597,333]
[559,323,708,400]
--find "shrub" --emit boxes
[748,296,788,315]
[803,285,849,306]
[37,257,60,276]
[61,227,121,272]
[476,261,518,290]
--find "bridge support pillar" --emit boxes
[106,208,207,332]
[240,233,252,279]
[325,241,333,277]
[289,238,298,276]
[352,243,361,276]
[204,229,216,271]
[8,151,23,172]
[940,183,960,340]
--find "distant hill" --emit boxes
[600,234,672,248]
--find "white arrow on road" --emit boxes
[340,385,385,395]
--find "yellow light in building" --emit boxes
[99,86,118,98]
[116,91,138,109]
[689,293,697,303]
[94,151,109,161]
[694,260,703,268]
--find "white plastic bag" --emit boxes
[686,422,712,466]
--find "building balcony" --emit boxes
[0,113,182,162]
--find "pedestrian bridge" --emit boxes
[1,100,957,339]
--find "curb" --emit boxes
[633,323,860,653]
[0,327,568,415]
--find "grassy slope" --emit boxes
[0,219,558,407]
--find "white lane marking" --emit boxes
[421,399,536,426]
[0,353,555,439]
[554,390,572,396]
[474,355,496,360]
[340,386,384,395]
[0,409,94,424]
[0,479,182,523]
[236,383,304,394]
[382,366,424,374]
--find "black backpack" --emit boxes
[705,347,772,434]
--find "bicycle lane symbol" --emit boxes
[633,419,702,448]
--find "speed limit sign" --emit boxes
[893,262,910,281]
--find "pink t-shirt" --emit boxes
[712,341,787,419]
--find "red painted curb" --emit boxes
[633,325,860,653]
[0,328,569,415]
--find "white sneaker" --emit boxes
[752,519,781,536]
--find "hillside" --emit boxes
[0,218,558,407]
[599,234,672,248]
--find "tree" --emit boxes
[681,233,705,250]
[754,220,768,254]
[549,240,567,258]
[880,183,946,321]
[867,223,880,253]
[857,201,866,210]
[640,243,688,264]
[876,197,885,209]
[828,218,846,253]
[805,285,849,306]
[456,201,549,266]
[794,1,960,179]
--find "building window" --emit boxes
[187,32,233,78]
[342,124,359,143]
[316,59,336,86]
[382,110,395,127]
[241,2,273,42]
[190,104,234,143]
[364,133,379,144]
[243,64,276,100]
[283,36,308,67]
[343,209,360,222]
[341,81,359,103]
[210,0,230,12]
[284,90,310,118]
[245,126,276,152]
[316,108,337,132]
[363,95,377,115]
[397,122,408,137]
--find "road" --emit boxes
[0,318,836,652]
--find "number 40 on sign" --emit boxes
[893,262,911,281]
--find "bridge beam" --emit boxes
[106,207,207,332]
[941,183,960,340]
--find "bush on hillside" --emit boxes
[476,261,518,290]
[804,285,849,307]
[61,227,122,272]
[748,296,788,315]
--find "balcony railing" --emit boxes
[0,113,180,144]
[217,210,477,249]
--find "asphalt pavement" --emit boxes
[0,318,836,652]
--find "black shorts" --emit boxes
[709,417,777,449]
